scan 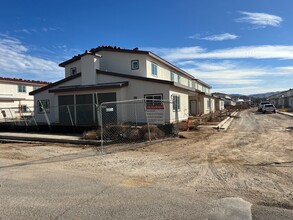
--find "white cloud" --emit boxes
[236,11,283,28]
[149,45,293,61]
[189,33,239,41]
[0,34,63,81]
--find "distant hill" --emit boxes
[249,91,282,98]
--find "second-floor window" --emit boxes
[18,85,26,93]
[70,67,77,75]
[177,75,181,84]
[170,72,175,81]
[151,63,158,76]
[131,60,139,70]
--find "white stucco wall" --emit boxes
[0,81,46,119]
[80,54,100,85]
[98,51,147,78]
[65,60,81,78]
[97,73,172,123]
[33,77,82,123]
[169,88,189,122]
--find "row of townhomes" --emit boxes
[212,92,236,107]
[0,77,48,120]
[268,89,293,108]
[25,46,224,125]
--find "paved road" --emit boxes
[0,109,292,219]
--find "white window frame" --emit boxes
[151,63,158,76]
[131,60,139,70]
[38,100,50,113]
[70,67,77,76]
[144,94,163,107]
[18,85,26,93]
[170,72,175,81]
[172,95,181,111]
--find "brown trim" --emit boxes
[97,70,196,92]
[97,69,174,85]
[58,46,201,82]
[0,97,25,101]
[29,73,81,95]
[48,81,128,93]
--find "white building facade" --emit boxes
[30,46,213,125]
[0,77,48,120]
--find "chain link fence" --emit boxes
[98,99,179,149]
[0,99,179,147]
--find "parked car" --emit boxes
[258,101,270,112]
[262,104,276,114]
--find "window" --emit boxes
[70,67,77,75]
[170,72,175,81]
[131,60,139,70]
[188,80,191,87]
[177,75,181,84]
[38,100,50,113]
[151,63,158,76]
[172,95,180,111]
[144,94,163,109]
[18,85,26,93]
[19,105,28,113]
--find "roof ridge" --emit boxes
[0,76,50,84]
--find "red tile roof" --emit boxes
[0,76,50,85]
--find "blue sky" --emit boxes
[0,0,292,95]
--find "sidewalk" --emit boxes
[277,111,293,117]
[0,132,101,145]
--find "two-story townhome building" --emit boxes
[30,46,213,126]
[0,77,48,120]
[268,89,293,108]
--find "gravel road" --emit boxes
[0,109,292,219]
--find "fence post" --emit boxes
[39,101,51,131]
[99,104,104,153]
[8,108,16,126]
[28,106,39,130]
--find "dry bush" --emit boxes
[127,128,142,140]
[141,125,166,140]
[104,125,127,140]
[82,130,97,140]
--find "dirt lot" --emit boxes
[0,109,292,219]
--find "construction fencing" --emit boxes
[98,99,179,148]
[0,99,179,146]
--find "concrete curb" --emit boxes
[277,111,293,118]
[0,133,101,146]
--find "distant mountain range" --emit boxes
[229,91,283,99]
[249,92,281,98]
